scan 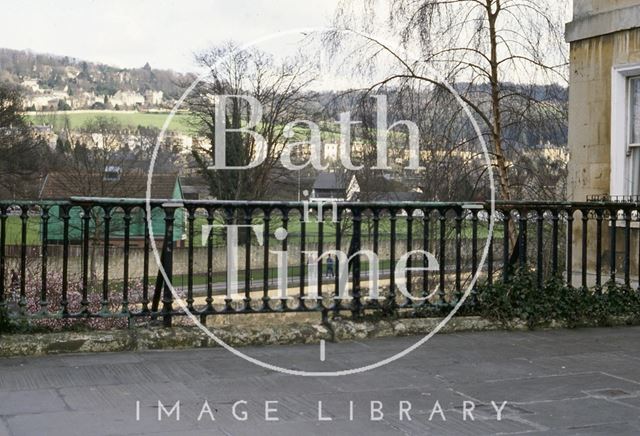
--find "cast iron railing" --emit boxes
[1,197,640,327]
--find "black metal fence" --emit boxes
[1,197,639,327]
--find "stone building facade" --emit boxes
[567,0,640,201]
[566,0,640,282]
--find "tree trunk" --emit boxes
[487,0,518,250]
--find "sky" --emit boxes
[1,0,573,89]
[1,0,344,73]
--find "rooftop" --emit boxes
[39,172,181,200]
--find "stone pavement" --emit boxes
[1,327,640,435]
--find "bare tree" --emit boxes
[188,42,317,200]
[0,83,47,199]
[324,0,568,259]
[328,0,568,203]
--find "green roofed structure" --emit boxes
[38,170,184,245]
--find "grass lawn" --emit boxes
[25,111,196,134]
[24,112,401,139]
[1,212,501,248]
[3,216,41,246]
[187,214,499,247]
[171,258,396,288]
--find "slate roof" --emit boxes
[39,172,181,200]
[312,172,347,191]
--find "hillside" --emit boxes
[0,47,196,110]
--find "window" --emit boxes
[103,165,121,182]
[628,77,640,196]
[611,64,640,198]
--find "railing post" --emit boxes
[0,206,6,312]
[262,208,271,311]
[122,207,131,315]
[488,232,494,286]
[40,206,49,315]
[299,210,306,310]
[438,209,446,305]
[81,205,91,315]
[581,209,588,290]
[142,207,150,314]
[317,207,324,301]
[624,207,631,287]
[502,210,510,282]
[333,208,342,316]
[609,208,617,283]
[518,208,528,270]
[421,209,430,303]
[61,205,70,316]
[551,209,559,276]
[101,206,112,315]
[390,208,398,310]
[223,207,234,313]
[280,209,290,312]
[351,207,362,319]
[536,209,544,288]
[406,208,414,307]
[372,209,380,307]
[566,209,573,288]
[595,209,603,292]
[470,208,478,304]
[243,207,252,313]
[454,207,462,302]
[18,205,28,315]
[186,206,195,312]
[161,203,179,327]
[486,205,494,286]
[204,208,214,316]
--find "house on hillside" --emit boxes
[144,90,163,107]
[309,171,423,204]
[39,169,185,245]
[351,174,422,203]
[109,90,145,108]
[180,175,214,200]
[310,172,350,201]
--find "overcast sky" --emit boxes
[2,0,572,90]
[1,0,344,72]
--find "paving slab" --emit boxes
[1,326,640,435]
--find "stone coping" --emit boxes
[565,4,640,43]
[0,315,637,358]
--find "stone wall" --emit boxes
[2,315,638,358]
[0,316,509,357]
